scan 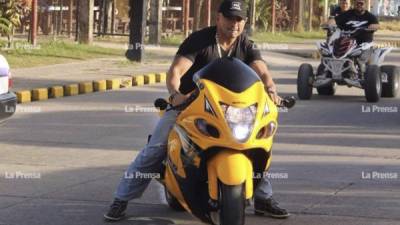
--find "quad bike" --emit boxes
[297,25,399,102]
[154,57,295,225]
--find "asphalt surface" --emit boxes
[0,51,399,225]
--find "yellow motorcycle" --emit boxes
[154,57,295,225]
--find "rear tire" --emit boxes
[297,63,314,100]
[164,187,185,211]
[380,65,400,98]
[364,65,382,102]
[220,183,245,225]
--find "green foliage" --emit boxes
[0,0,23,47]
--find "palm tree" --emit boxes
[0,0,22,48]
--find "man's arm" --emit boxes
[250,60,281,104]
[166,56,193,106]
[368,14,380,30]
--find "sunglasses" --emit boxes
[356,1,365,6]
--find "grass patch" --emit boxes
[94,34,185,47]
[0,40,125,68]
[160,34,185,46]
[152,31,326,46]
[251,31,326,43]
[380,21,400,32]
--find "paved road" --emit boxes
[0,51,399,225]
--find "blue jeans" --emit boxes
[115,110,273,201]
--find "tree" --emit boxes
[0,0,22,48]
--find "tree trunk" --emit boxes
[194,0,205,31]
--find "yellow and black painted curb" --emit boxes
[15,72,167,104]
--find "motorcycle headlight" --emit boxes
[221,103,257,142]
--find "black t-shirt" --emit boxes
[335,9,379,44]
[176,26,263,94]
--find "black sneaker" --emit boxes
[104,198,128,222]
[254,197,290,219]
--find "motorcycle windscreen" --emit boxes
[193,57,261,93]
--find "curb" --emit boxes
[14,72,167,104]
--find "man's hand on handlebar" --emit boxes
[169,92,190,107]
[367,24,379,31]
[266,85,282,106]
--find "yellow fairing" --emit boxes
[171,78,278,202]
[177,79,278,155]
[207,150,253,200]
[164,165,191,212]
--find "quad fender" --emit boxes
[207,150,253,201]
[370,47,393,65]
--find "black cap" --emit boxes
[218,0,248,20]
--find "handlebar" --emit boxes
[278,96,296,109]
[154,89,200,112]
[154,93,296,112]
[341,27,376,36]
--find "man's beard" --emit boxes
[355,9,365,15]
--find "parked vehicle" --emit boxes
[0,55,17,123]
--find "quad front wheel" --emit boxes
[364,65,382,102]
[297,63,314,100]
[380,65,400,98]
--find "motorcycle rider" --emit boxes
[335,0,379,74]
[318,0,351,75]
[317,0,379,80]
[104,0,290,221]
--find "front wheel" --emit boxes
[297,63,314,100]
[380,65,400,98]
[364,65,382,102]
[219,183,245,225]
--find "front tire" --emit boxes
[364,65,382,102]
[220,183,245,225]
[297,63,314,100]
[380,65,400,98]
